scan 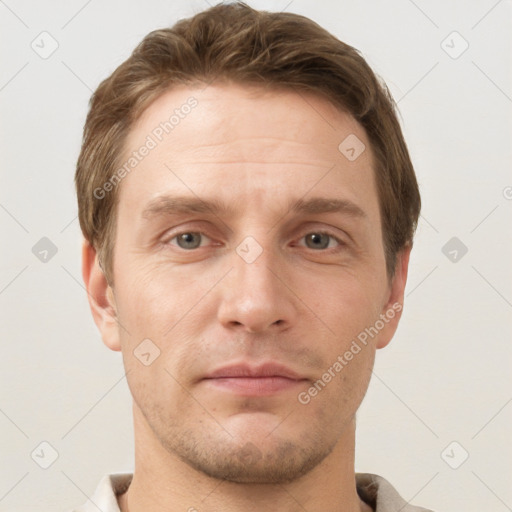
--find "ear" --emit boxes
[82,240,121,352]
[376,245,412,349]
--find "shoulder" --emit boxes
[67,473,133,512]
[356,473,435,512]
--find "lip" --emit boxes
[202,362,308,396]
[204,362,304,380]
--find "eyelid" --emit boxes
[159,220,213,241]
[295,222,348,241]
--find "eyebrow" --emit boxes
[291,197,366,219]
[141,195,367,221]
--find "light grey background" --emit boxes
[1,1,511,511]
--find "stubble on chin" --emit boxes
[155,423,337,484]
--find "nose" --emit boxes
[216,244,297,333]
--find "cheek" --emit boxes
[295,273,380,379]
[114,259,210,338]
[295,344,375,440]
[124,357,192,431]
[114,264,216,393]
[307,272,383,342]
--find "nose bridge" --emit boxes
[217,236,294,332]
[236,238,279,296]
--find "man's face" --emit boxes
[90,83,407,483]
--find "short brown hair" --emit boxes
[75,1,421,283]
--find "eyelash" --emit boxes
[164,229,346,252]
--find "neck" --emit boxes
[118,402,369,512]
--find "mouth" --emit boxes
[202,362,308,396]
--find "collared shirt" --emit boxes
[70,472,434,511]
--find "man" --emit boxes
[73,2,430,511]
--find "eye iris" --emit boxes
[177,232,201,249]
[306,233,330,249]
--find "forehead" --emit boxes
[118,82,379,223]
[126,82,366,159]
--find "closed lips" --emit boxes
[203,362,306,380]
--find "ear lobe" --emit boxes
[82,240,121,352]
[376,245,412,350]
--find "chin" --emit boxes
[170,432,334,484]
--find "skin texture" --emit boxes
[83,82,411,512]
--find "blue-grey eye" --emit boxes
[304,233,334,250]
[175,232,203,249]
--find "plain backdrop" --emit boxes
[1,1,511,511]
